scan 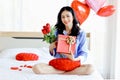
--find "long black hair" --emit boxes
[55,6,80,36]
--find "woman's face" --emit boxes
[61,10,73,29]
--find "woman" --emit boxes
[32,6,94,75]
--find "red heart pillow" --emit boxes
[49,58,80,71]
[16,52,39,61]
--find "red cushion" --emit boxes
[16,52,39,61]
[49,58,80,71]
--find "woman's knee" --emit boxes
[85,64,94,75]
[32,63,48,74]
[32,64,41,74]
[32,63,65,74]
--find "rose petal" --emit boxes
[10,67,19,70]
[27,65,33,68]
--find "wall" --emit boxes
[80,9,110,79]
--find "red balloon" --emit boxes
[97,5,116,17]
[71,0,90,24]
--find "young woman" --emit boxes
[32,6,94,75]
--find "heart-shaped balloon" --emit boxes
[85,0,106,12]
[71,0,90,24]
[97,5,116,17]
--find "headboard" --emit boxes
[0,32,43,38]
[0,32,90,50]
[86,33,90,50]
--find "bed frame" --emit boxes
[0,32,90,50]
[0,32,90,37]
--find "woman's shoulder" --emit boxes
[79,29,86,36]
[77,29,87,40]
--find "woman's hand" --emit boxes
[64,51,81,61]
[49,41,57,53]
[63,51,75,61]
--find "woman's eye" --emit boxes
[62,17,65,18]
[67,15,70,17]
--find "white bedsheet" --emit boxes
[0,47,104,80]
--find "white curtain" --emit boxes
[0,0,22,31]
[0,0,68,32]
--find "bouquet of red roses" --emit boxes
[41,23,56,44]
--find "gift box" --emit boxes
[56,34,76,54]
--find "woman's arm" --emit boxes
[49,41,57,56]
[64,30,88,62]
[75,30,88,62]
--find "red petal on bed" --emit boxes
[24,64,27,67]
[10,67,19,70]
[18,69,22,71]
[26,65,33,68]
[20,65,23,67]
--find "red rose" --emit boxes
[46,23,50,27]
[41,23,56,43]
[42,23,51,34]
[42,29,47,34]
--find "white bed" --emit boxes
[0,32,104,80]
[0,47,104,80]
